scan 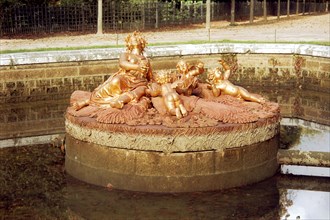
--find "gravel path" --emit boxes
[0,14,329,52]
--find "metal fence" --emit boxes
[0,1,328,37]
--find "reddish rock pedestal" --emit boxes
[65,112,280,192]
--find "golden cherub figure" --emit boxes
[147,69,188,119]
[172,60,204,96]
[147,60,205,119]
[207,60,265,104]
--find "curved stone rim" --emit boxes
[1,43,329,66]
[65,113,280,153]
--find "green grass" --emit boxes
[0,40,328,54]
[0,44,124,54]
[164,39,330,46]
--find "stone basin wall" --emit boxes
[0,44,329,104]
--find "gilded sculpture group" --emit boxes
[73,32,264,119]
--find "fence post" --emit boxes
[249,0,254,23]
[287,0,290,17]
[231,0,235,25]
[97,0,103,34]
[326,0,329,12]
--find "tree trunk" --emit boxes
[314,0,316,12]
[303,0,306,15]
[155,0,159,29]
[97,0,103,35]
[287,0,290,17]
[296,0,299,14]
[206,0,211,29]
[231,0,235,25]
[277,0,281,19]
[263,0,267,20]
[249,0,254,23]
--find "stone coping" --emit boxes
[1,43,329,66]
[281,118,330,131]
[65,113,280,153]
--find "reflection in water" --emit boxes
[0,99,68,140]
[281,165,330,177]
[0,88,329,219]
[280,125,302,150]
[280,190,330,220]
[280,118,330,152]
[0,144,280,219]
[0,145,66,219]
[65,175,279,219]
[1,144,329,219]
[280,117,330,177]
[254,87,330,126]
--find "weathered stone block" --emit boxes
[72,78,83,86]
[276,57,292,67]
[93,76,104,84]
[306,60,320,71]
[319,62,330,73]
[6,82,16,89]
[106,147,136,174]
[81,142,109,169]
[321,79,330,89]
[51,78,63,86]
[134,151,195,176]
[29,87,44,96]
[66,135,94,167]
[0,69,45,82]
[304,108,320,118]
[36,79,51,87]
[79,65,117,76]
[159,152,194,176]
[150,57,181,70]
[193,151,216,175]
[63,77,73,86]
[215,148,243,173]
[46,87,59,94]
[45,67,78,78]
